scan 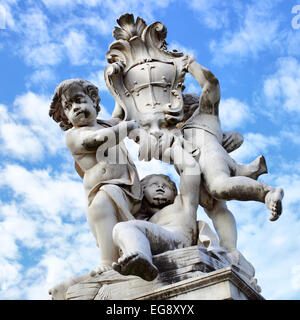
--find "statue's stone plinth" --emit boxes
[132,267,263,300]
[49,245,263,300]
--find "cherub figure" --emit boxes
[112,137,200,281]
[182,59,284,222]
[179,93,268,262]
[49,79,142,273]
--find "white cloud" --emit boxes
[13,8,64,67]
[291,265,300,290]
[0,161,99,299]
[29,68,56,86]
[0,122,43,161]
[188,0,230,30]
[0,1,16,30]
[219,98,253,131]
[0,258,22,293]
[280,126,300,146]
[17,8,50,44]
[263,57,300,113]
[88,69,109,93]
[209,1,282,65]
[0,231,19,260]
[63,30,91,65]
[1,206,39,250]
[24,43,63,66]
[13,92,66,156]
[0,104,44,162]
[0,164,85,220]
[230,132,280,163]
[42,0,74,8]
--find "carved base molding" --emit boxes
[132,267,264,300]
[49,246,264,300]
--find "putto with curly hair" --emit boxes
[141,174,177,197]
[135,174,178,221]
[49,78,101,131]
[48,78,142,275]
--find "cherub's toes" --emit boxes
[96,265,112,274]
[118,252,138,265]
[269,206,281,221]
[112,262,121,273]
[269,214,279,222]
[124,252,138,264]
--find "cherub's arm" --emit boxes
[165,137,200,211]
[188,60,220,116]
[82,120,139,151]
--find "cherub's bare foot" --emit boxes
[249,155,268,180]
[236,155,268,180]
[112,251,158,281]
[89,265,112,276]
[265,188,284,221]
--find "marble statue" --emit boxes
[104,13,284,263]
[49,79,142,273]
[48,14,284,299]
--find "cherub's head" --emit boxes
[141,174,177,211]
[49,79,101,131]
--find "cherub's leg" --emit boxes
[235,155,268,180]
[86,190,119,273]
[112,220,159,281]
[205,200,237,252]
[112,220,183,281]
[201,141,283,221]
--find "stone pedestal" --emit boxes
[49,245,264,300]
[132,267,263,300]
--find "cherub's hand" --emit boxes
[82,137,100,151]
[164,135,199,175]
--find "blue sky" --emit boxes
[0,0,300,300]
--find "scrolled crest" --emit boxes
[113,14,147,41]
[106,13,183,72]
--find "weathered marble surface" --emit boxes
[49,244,261,300]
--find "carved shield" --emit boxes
[123,61,175,114]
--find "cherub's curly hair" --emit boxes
[49,79,101,131]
